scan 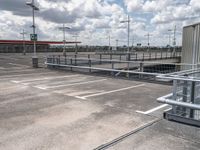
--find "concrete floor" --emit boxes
[0,53,200,150]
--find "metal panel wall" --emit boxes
[182,23,200,66]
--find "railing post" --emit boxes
[149,52,151,60]
[166,51,167,58]
[70,58,73,71]
[190,81,195,118]
[100,54,102,64]
[53,55,55,64]
[56,56,58,64]
[65,55,67,65]
[126,61,130,78]
[58,55,60,64]
[161,51,163,59]
[136,53,137,61]
[143,53,144,61]
[139,62,144,79]
[111,61,114,76]
[75,55,77,66]
[89,58,91,73]
[155,52,157,60]
[120,54,122,61]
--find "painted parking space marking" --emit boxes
[0,67,6,69]
[11,74,80,84]
[136,104,168,115]
[76,84,145,99]
[0,68,46,74]
[0,72,56,79]
[8,63,30,68]
[34,79,107,90]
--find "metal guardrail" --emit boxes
[95,51,181,61]
[157,68,200,126]
[45,54,193,81]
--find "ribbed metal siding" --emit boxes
[182,23,200,66]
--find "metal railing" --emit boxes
[45,54,193,81]
[157,68,200,126]
[95,51,181,61]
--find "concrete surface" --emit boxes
[0,53,199,150]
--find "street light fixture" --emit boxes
[120,14,130,60]
[58,24,71,56]
[20,29,27,55]
[26,0,39,67]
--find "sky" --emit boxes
[0,0,200,46]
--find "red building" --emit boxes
[0,40,81,53]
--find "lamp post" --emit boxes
[26,0,39,67]
[168,29,172,51]
[58,24,70,56]
[145,33,152,52]
[20,29,27,55]
[116,39,118,50]
[120,14,130,60]
[72,34,79,54]
[173,25,177,55]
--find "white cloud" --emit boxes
[0,0,200,46]
[124,0,144,12]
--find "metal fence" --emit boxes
[45,54,194,81]
[95,51,181,61]
[157,69,200,126]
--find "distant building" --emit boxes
[0,40,80,53]
[182,23,200,65]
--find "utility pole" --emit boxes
[168,29,172,52]
[108,34,111,50]
[72,34,79,54]
[116,39,118,50]
[173,25,176,55]
[20,29,27,55]
[120,14,131,60]
[58,24,70,56]
[145,33,152,52]
[26,0,39,67]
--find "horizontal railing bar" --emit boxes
[45,62,162,76]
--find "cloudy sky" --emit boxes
[0,0,200,46]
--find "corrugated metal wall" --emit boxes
[182,23,200,66]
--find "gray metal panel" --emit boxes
[182,26,194,64]
[182,23,200,67]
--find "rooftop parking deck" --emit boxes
[0,53,200,150]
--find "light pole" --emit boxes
[116,39,118,50]
[72,34,79,54]
[20,29,27,55]
[173,25,177,55]
[26,0,39,67]
[145,33,152,52]
[168,29,172,51]
[58,24,70,56]
[120,14,130,60]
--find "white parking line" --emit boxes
[76,84,145,100]
[136,104,168,115]
[34,79,107,90]
[8,63,30,68]
[11,74,80,84]
[0,72,55,79]
[0,67,5,69]
[0,68,42,74]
